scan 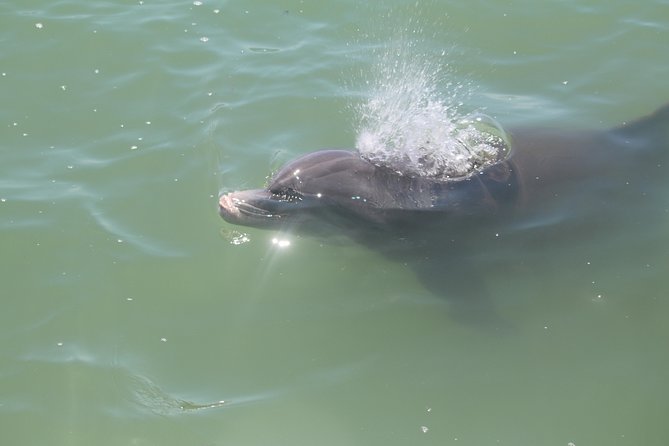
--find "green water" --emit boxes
[2,1,668,445]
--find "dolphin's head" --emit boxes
[219,150,383,231]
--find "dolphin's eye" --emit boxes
[271,187,303,202]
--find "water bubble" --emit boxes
[230,232,250,245]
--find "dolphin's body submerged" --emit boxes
[219,105,668,319]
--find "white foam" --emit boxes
[354,42,509,180]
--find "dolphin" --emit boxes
[220,104,667,234]
[218,104,668,320]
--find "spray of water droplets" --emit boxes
[354,41,510,180]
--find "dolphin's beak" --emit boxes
[218,192,243,222]
[219,189,277,226]
[219,186,325,229]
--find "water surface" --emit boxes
[1,1,668,445]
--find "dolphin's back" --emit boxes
[612,103,669,143]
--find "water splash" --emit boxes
[354,41,510,180]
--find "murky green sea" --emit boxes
[2,1,669,445]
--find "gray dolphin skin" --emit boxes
[220,104,668,236]
[219,104,668,322]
